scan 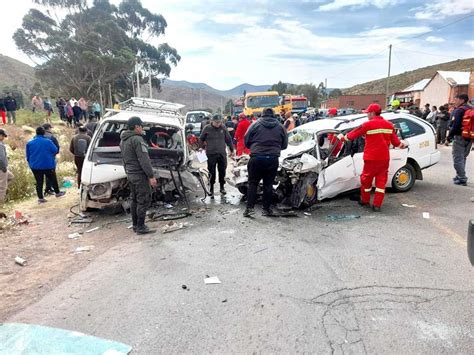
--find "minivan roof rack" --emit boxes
[119,97,185,115]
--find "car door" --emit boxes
[316,131,359,200]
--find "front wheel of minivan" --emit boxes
[392,164,416,192]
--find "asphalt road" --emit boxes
[9,145,474,354]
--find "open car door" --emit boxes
[317,131,359,200]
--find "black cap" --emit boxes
[43,123,53,130]
[455,94,469,103]
[127,116,143,129]
[0,129,7,137]
[262,108,274,117]
[211,113,222,121]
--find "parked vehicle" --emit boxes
[185,110,211,137]
[80,98,207,212]
[228,112,440,208]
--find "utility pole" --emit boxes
[135,59,141,98]
[199,88,203,109]
[108,84,112,109]
[98,79,104,114]
[385,44,392,106]
[148,60,152,99]
[191,88,194,110]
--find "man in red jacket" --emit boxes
[235,113,251,156]
[338,103,408,211]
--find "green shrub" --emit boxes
[15,109,61,126]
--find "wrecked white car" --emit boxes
[80,98,206,212]
[229,111,440,208]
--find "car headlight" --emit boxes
[90,183,109,197]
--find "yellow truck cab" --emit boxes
[244,91,282,116]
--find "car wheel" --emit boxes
[392,164,416,192]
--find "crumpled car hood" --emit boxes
[280,140,317,162]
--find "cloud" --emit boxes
[361,26,431,38]
[466,40,474,48]
[414,0,474,19]
[318,0,400,12]
[425,36,445,43]
[212,13,262,24]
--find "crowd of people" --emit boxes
[0,93,18,124]
[30,95,102,127]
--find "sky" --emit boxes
[3,0,474,90]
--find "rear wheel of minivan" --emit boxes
[392,164,416,192]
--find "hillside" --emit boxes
[153,85,230,112]
[344,58,474,95]
[162,79,271,98]
[0,54,36,93]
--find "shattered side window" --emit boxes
[288,129,315,145]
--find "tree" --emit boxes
[224,99,233,115]
[329,88,343,99]
[270,81,288,95]
[30,82,44,97]
[13,0,180,101]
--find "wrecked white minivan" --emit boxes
[80,98,206,212]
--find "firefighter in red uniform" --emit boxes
[338,103,408,212]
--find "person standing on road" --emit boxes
[426,105,438,127]
[72,102,82,127]
[85,116,98,137]
[338,103,407,212]
[70,126,91,189]
[436,105,450,144]
[92,101,101,120]
[199,113,235,198]
[0,129,14,210]
[4,93,17,124]
[243,108,288,217]
[234,112,251,156]
[120,117,157,235]
[26,126,66,203]
[421,103,430,121]
[448,94,472,186]
[43,123,60,196]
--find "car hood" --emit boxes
[280,140,317,161]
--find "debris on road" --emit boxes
[423,212,430,219]
[402,204,416,208]
[85,227,100,233]
[304,212,311,216]
[327,214,361,221]
[222,299,228,303]
[162,222,188,234]
[164,203,174,209]
[204,276,221,284]
[70,216,93,224]
[14,256,27,266]
[181,284,188,290]
[67,232,82,239]
[73,246,94,254]
[254,247,268,254]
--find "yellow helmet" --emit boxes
[391,99,400,107]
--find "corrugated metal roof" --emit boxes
[437,71,470,86]
[402,78,430,92]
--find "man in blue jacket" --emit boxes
[26,126,66,203]
[448,94,472,186]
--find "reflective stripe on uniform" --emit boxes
[364,188,372,192]
[366,129,393,135]
[375,187,385,193]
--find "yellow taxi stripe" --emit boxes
[366,129,393,135]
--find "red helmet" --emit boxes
[328,108,337,116]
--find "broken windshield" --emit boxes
[288,128,315,145]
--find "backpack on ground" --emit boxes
[461,107,474,140]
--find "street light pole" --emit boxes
[385,44,392,106]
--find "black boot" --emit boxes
[220,184,226,195]
[209,185,214,199]
[136,224,155,235]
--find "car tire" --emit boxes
[392,164,416,192]
[302,182,318,207]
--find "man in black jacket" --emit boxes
[4,93,17,124]
[120,117,157,234]
[200,113,234,197]
[243,108,288,217]
[448,94,472,186]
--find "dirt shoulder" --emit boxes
[0,191,143,321]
